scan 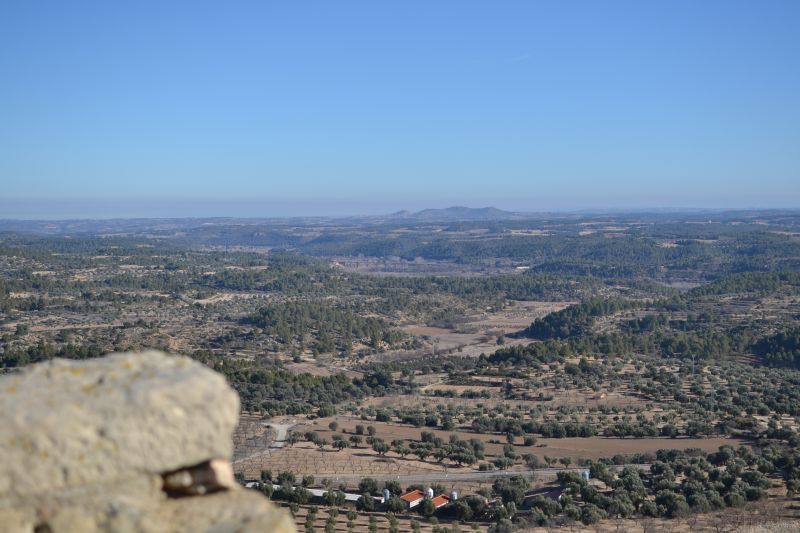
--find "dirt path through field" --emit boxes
[232,419,297,465]
[268,421,293,448]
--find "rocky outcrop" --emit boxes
[0,351,294,533]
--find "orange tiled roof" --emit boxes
[399,490,425,503]
[430,494,451,508]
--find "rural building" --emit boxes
[245,483,373,504]
[430,494,451,509]
[399,490,425,508]
[526,486,566,503]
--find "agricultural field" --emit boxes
[3,210,800,530]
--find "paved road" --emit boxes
[271,464,650,485]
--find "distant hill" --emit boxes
[392,206,517,222]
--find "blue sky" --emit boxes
[1,1,799,217]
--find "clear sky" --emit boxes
[1,1,799,218]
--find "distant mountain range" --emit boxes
[3,207,798,235]
[386,206,518,222]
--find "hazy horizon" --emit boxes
[1,197,799,221]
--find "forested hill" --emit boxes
[522,271,800,367]
[754,327,800,368]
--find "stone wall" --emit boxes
[0,351,294,533]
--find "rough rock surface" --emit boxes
[0,351,294,533]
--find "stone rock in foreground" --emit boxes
[0,351,294,533]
